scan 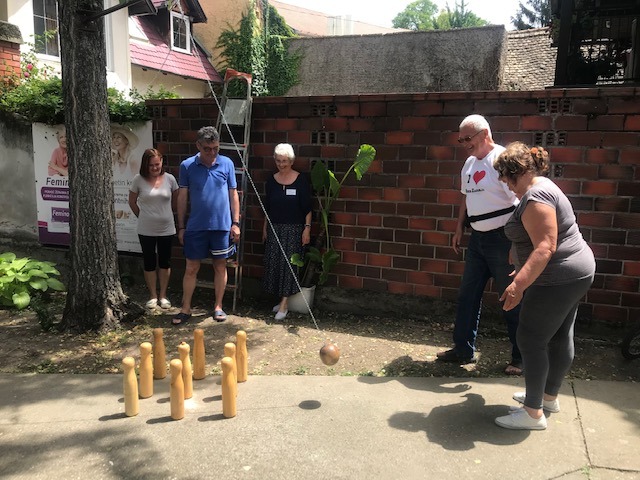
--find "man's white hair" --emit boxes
[274,143,295,160]
[460,114,492,138]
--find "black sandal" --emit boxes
[172,312,192,326]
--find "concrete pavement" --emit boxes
[0,374,638,479]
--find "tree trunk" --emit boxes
[59,0,127,332]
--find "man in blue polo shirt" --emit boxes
[173,126,240,324]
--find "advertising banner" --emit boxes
[34,122,153,253]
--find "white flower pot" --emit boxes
[287,285,316,313]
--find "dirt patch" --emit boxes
[0,284,637,383]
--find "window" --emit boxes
[170,11,191,53]
[33,0,60,57]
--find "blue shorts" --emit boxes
[183,230,236,260]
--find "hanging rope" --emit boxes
[171,2,321,330]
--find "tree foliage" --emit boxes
[433,1,488,29]
[392,0,488,31]
[392,0,439,30]
[512,0,552,30]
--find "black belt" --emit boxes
[472,226,505,234]
[467,205,516,224]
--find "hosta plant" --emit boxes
[0,252,65,309]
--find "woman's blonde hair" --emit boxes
[495,142,550,180]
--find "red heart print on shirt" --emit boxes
[473,170,486,184]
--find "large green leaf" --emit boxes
[30,278,49,291]
[0,252,16,262]
[290,253,305,267]
[16,272,31,282]
[39,264,60,275]
[310,160,328,192]
[12,290,31,309]
[27,269,48,278]
[354,144,375,180]
[0,273,15,283]
[11,258,29,272]
[46,278,65,291]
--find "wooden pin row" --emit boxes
[122,328,248,420]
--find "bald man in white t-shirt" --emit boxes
[436,114,522,375]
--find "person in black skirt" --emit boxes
[262,143,312,321]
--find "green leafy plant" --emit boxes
[0,34,181,125]
[291,145,376,286]
[216,0,301,97]
[0,252,65,310]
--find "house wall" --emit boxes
[285,26,507,96]
[0,21,22,81]
[149,87,640,329]
[131,66,210,98]
[193,0,252,70]
[3,0,132,91]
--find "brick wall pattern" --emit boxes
[0,40,21,83]
[148,87,640,328]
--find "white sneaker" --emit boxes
[495,408,547,430]
[274,310,288,321]
[272,304,280,313]
[145,298,158,308]
[159,298,171,309]
[512,392,560,413]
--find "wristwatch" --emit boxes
[232,221,240,227]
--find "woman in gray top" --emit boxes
[493,143,595,431]
[129,149,179,310]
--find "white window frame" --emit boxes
[170,10,191,54]
[32,0,60,58]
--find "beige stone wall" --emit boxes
[194,0,254,70]
[286,26,508,96]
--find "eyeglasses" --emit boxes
[457,130,483,144]
[198,142,220,153]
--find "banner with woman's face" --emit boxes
[33,122,152,253]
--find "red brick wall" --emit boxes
[148,87,640,328]
[0,40,21,84]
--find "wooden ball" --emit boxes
[319,342,340,366]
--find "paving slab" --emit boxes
[573,380,640,473]
[0,374,637,480]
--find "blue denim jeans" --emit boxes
[453,228,521,362]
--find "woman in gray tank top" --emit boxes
[492,143,595,431]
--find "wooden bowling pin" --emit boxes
[178,342,193,399]
[152,328,167,379]
[221,356,236,418]
[224,342,237,397]
[122,356,139,417]
[139,342,153,398]
[236,330,248,383]
[170,359,184,420]
[193,328,206,380]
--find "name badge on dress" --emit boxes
[286,188,296,196]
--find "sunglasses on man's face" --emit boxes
[457,130,483,144]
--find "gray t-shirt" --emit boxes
[504,177,595,286]
[130,173,178,237]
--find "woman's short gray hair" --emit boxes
[460,114,492,139]
[274,143,295,161]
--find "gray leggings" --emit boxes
[517,275,594,409]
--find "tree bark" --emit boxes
[59,0,127,332]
